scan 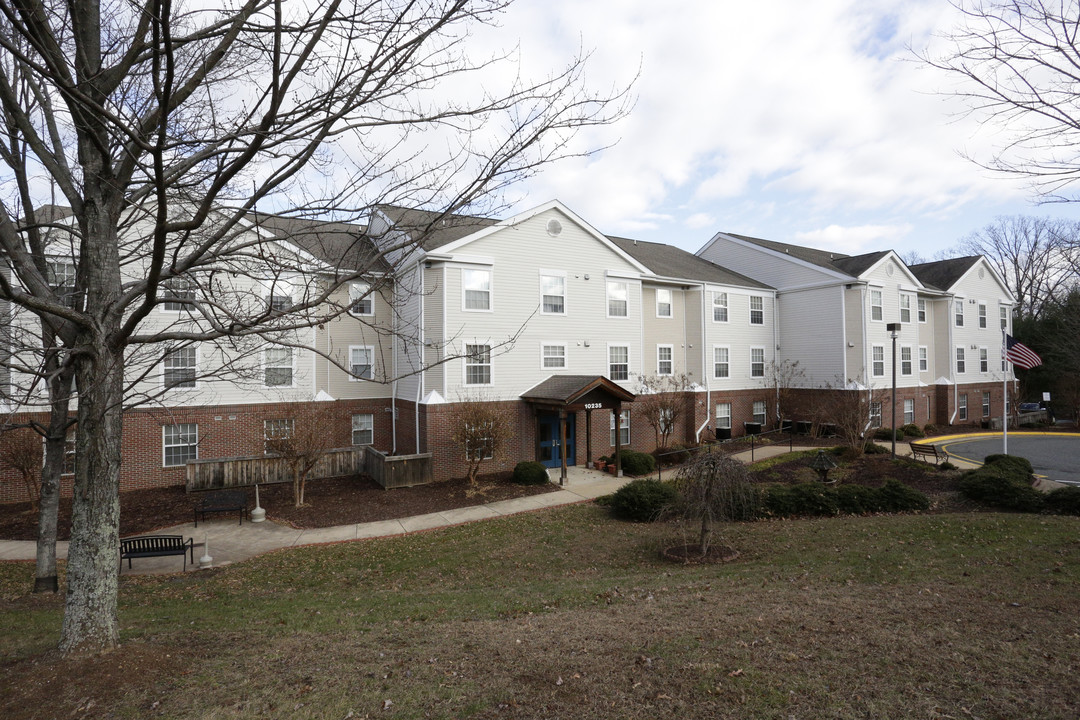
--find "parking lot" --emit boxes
[938,433,1080,485]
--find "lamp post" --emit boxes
[887,322,901,459]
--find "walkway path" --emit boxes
[0,442,927,574]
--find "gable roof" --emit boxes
[608,236,771,289]
[725,232,855,273]
[520,375,636,405]
[908,256,982,292]
[831,251,891,277]
[248,212,389,273]
[375,205,499,252]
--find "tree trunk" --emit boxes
[35,367,73,594]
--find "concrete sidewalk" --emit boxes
[0,441,928,575]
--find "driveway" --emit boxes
[938,433,1080,485]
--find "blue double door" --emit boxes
[538,412,576,468]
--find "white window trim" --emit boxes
[463,343,493,386]
[657,344,674,375]
[982,391,991,418]
[978,302,987,329]
[715,402,732,429]
[750,346,766,378]
[160,275,196,313]
[540,342,568,370]
[656,288,673,319]
[958,394,968,421]
[607,280,629,319]
[351,413,374,446]
[349,345,375,381]
[903,398,915,425]
[607,343,630,381]
[610,409,630,447]
[870,288,883,323]
[872,345,885,377]
[462,268,493,313]
[917,297,927,324]
[900,345,913,376]
[979,346,989,373]
[162,423,198,467]
[349,281,374,317]
[918,345,928,373]
[899,293,913,323]
[954,299,965,327]
[955,346,966,375]
[752,400,767,425]
[162,346,199,390]
[712,291,729,323]
[263,346,295,388]
[712,345,730,380]
[539,270,567,316]
[748,295,765,326]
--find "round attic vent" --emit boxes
[546,218,563,237]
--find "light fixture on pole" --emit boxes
[887,323,901,459]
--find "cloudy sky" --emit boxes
[486,0,1080,259]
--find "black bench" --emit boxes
[909,441,948,465]
[194,489,247,527]
[119,535,194,571]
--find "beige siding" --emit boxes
[702,286,776,390]
[321,283,395,400]
[422,266,445,396]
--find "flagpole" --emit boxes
[1002,329,1008,455]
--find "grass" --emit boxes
[2,505,1079,718]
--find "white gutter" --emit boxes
[695,282,711,442]
[839,284,848,380]
[948,294,958,424]
[415,259,425,454]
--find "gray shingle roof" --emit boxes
[520,375,635,404]
[908,256,981,292]
[609,236,771,289]
[249,213,388,273]
[376,205,499,252]
[724,233,897,280]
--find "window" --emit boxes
[900,294,912,323]
[351,414,374,446]
[715,402,732,429]
[980,347,988,373]
[954,300,964,327]
[464,344,491,385]
[656,288,672,318]
[958,394,968,421]
[713,346,730,379]
[607,281,628,317]
[47,259,80,309]
[540,274,565,314]
[161,276,196,312]
[463,269,491,310]
[918,298,927,323]
[919,346,928,372]
[267,283,292,312]
[955,347,966,374]
[264,418,294,454]
[465,426,494,460]
[264,347,293,387]
[163,347,197,389]
[1000,306,1008,331]
[659,408,674,435]
[610,409,630,446]
[982,391,991,418]
[900,346,912,376]
[609,345,629,381]
[978,303,987,328]
[749,296,764,325]
[904,399,915,425]
[870,401,882,428]
[541,343,566,369]
[750,347,765,378]
[349,282,373,316]
[163,424,198,467]
[713,292,728,322]
[349,346,374,380]
[871,289,883,321]
[872,345,885,377]
[752,400,767,425]
[657,345,673,375]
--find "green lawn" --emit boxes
[2,505,1079,719]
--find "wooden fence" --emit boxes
[185,446,432,491]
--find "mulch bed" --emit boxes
[0,473,560,542]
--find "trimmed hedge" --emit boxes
[609,479,677,522]
[959,454,1042,512]
[617,449,657,476]
[1045,486,1080,515]
[512,461,550,486]
[874,428,903,442]
[902,423,924,438]
[763,480,929,518]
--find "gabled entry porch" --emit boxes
[520,375,636,485]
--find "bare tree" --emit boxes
[922,1,1080,201]
[0,427,42,509]
[0,0,629,655]
[635,374,691,450]
[813,377,886,454]
[763,359,807,426]
[448,396,517,488]
[263,404,338,508]
[671,452,756,558]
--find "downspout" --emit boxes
[860,284,869,389]
[415,259,425,455]
[948,295,958,424]
[695,282,710,442]
[772,290,780,425]
[839,284,847,380]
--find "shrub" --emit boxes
[834,483,878,514]
[902,423,924,438]
[764,482,839,517]
[609,478,677,522]
[512,461,549,486]
[654,444,691,466]
[1045,486,1080,515]
[618,449,657,476]
[959,462,1043,513]
[764,480,929,517]
[923,424,938,436]
[862,442,889,455]
[874,427,902,442]
[983,454,1034,476]
[939,461,957,471]
[876,479,931,512]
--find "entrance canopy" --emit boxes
[520,375,636,410]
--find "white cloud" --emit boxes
[794,223,914,255]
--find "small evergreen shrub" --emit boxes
[939,461,957,471]
[983,454,1034,476]
[959,460,1043,513]
[654,444,691,466]
[609,478,677,522]
[834,483,878,514]
[618,449,657,476]
[923,424,938,436]
[876,478,931,512]
[764,482,839,517]
[874,427,902,442]
[862,442,889,455]
[902,423,924,438]
[1045,486,1080,515]
[512,461,549,486]
[764,480,929,518]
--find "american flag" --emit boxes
[1004,334,1042,370]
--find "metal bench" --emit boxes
[909,441,948,465]
[119,535,194,571]
[194,489,247,527]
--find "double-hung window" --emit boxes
[872,345,885,377]
[657,345,673,375]
[917,298,927,323]
[871,289,883,321]
[870,401,882,428]
[656,288,672,318]
[264,347,293,386]
[752,400,767,425]
[164,347,197,389]
[980,347,988,373]
[607,281,628,317]
[463,269,491,310]
[978,303,987,328]
[610,409,630,446]
[904,399,915,425]
[352,414,374,445]
[161,276,196,312]
[350,346,374,380]
[264,418,294,454]
[715,402,731,429]
[900,294,912,323]
[349,282,373,316]
[919,346,928,372]
[954,300,964,327]
[958,394,968,421]
[900,346,912,376]
[749,296,764,325]
[982,391,991,418]
[542,343,566,369]
[1000,306,1008,331]
[713,346,730,379]
[955,347,966,374]
[713,292,728,322]
[47,259,80,309]
[750,347,765,378]
[540,273,565,314]
[163,424,198,467]
[464,344,491,385]
[609,345,629,381]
